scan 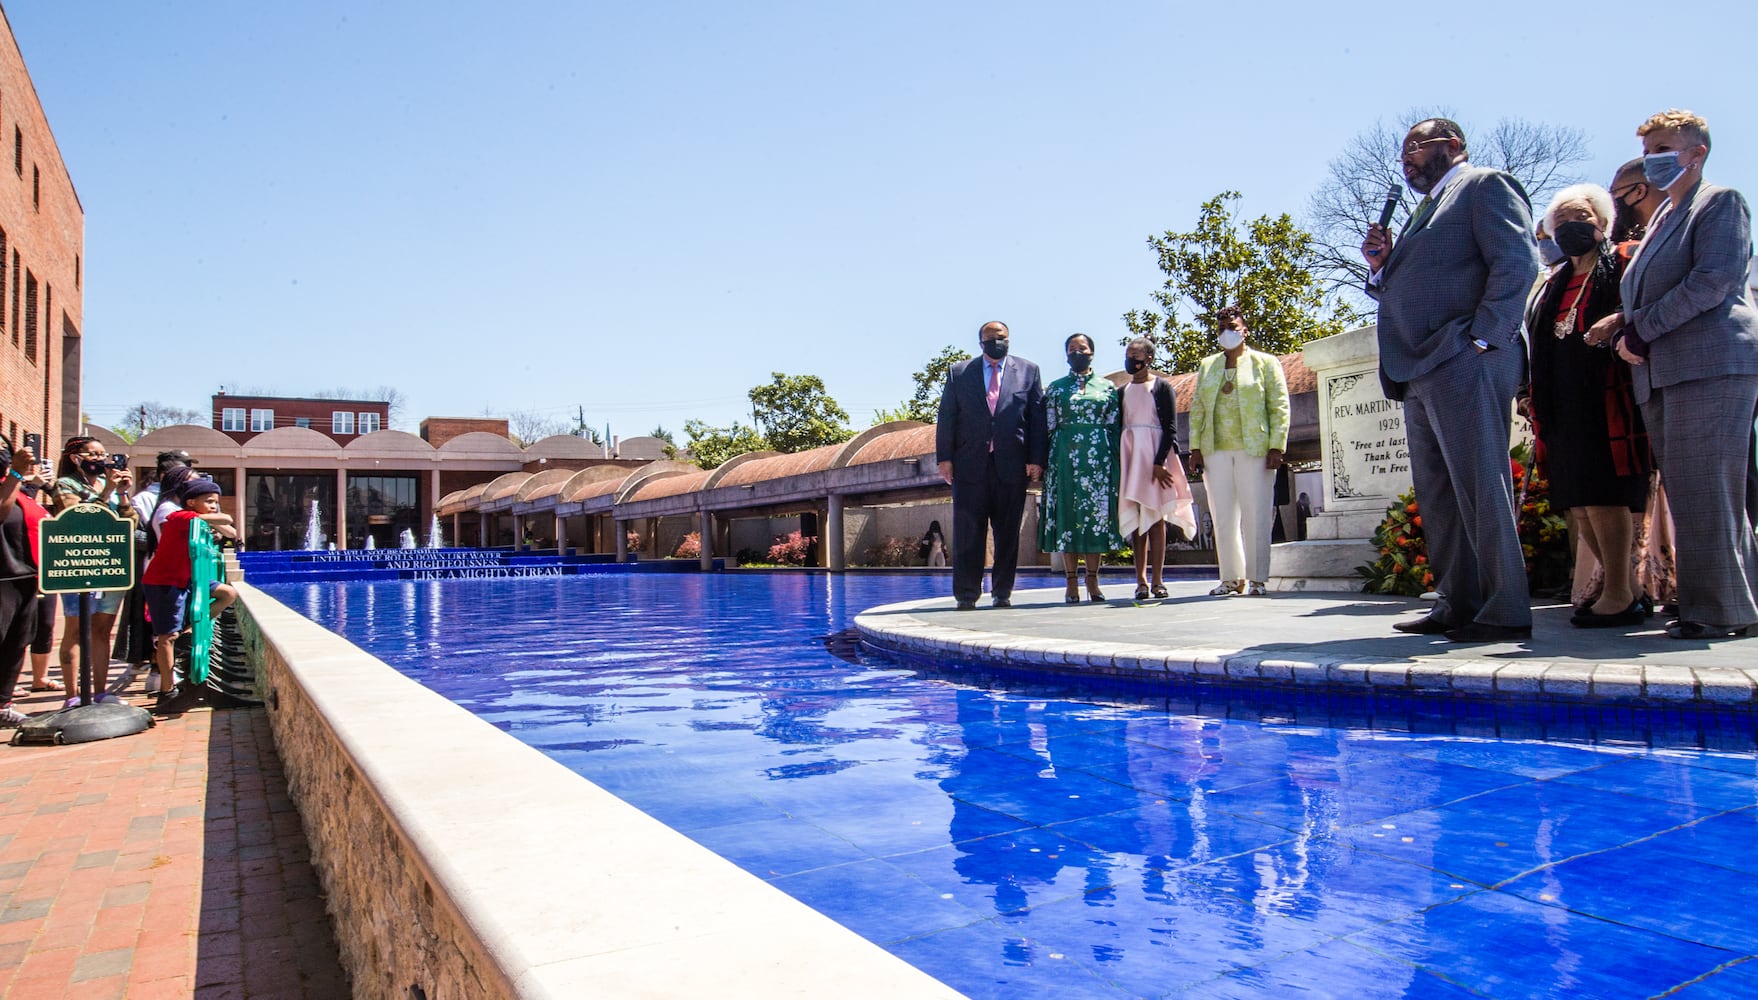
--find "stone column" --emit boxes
[234,465,249,545]
[451,513,461,549]
[698,510,714,571]
[335,468,349,549]
[615,520,628,561]
[477,513,489,549]
[825,495,845,572]
[555,513,569,554]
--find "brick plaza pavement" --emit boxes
[0,690,346,999]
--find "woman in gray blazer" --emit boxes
[1595,110,1758,639]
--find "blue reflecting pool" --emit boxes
[267,574,1758,999]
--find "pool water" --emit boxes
[269,574,1758,999]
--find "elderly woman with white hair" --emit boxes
[1525,182,1652,627]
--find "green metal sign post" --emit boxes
[13,502,153,745]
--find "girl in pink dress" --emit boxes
[1119,339,1196,599]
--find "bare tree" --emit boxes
[506,409,571,447]
[112,401,208,441]
[1305,110,1590,303]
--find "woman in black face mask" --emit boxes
[1038,333,1123,602]
[49,436,137,701]
[1524,185,1651,628]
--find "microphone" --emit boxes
[1366,184,1402,257]
[1377,183,1403,230]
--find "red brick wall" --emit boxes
[210,395,391,444]
[0,13,83,455]
[419,417,510,447]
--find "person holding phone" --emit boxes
[49,436,136,702]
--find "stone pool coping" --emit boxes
[235,583,960,999]
[853,584,1758,708]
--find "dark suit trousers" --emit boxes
[1403,346,1531,627]
[951,455,1028,604]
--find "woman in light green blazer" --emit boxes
[1187,307,1290,596]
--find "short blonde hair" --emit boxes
[1544,183,1616,235]
[1638,109,1711,152]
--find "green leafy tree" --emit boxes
[749,372,853,453]
[1123,191,1356,374]
[682,418,767,470]
[880,345,972,424]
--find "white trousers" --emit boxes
[1205,450,1276,584]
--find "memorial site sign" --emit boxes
[37,502,135,594]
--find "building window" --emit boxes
[294,417,311,428]
[332,411,354,435]
[357,412,380,434]
[222,408,245,432]
[250,408,274,432]
[30,166,37,210]
[22,271,35,364]
[74,254,79,289]
[12,127,19,176]
[0,227,7,336]
[9,252,17,338]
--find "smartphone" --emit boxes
[22,431,41,456]
[110,453,129,471]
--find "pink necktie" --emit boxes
[986,362,1000,452]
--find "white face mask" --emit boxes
[1218,328,1245,351]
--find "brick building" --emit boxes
[0,8,82,454]
[419,416,509,448]
[210,392,391,445]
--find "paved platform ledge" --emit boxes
[234,583,959,1000]
[853,581,1758,708]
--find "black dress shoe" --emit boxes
[1666,621,1753,640]
[955,600,978,611]
[1444,622,1532,643]
[992,597,1012,609]
[1571,598,1647,629]
[1392,615,1454,635]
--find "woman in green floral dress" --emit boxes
[1040,333,1124,602]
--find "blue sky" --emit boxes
[9,1,1752,438]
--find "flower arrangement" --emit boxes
[1357,442,1569,596]
[768,530,815,566]
[672,531,701,559]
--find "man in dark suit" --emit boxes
[1361,118,1540,643]
[936,321,1047,610]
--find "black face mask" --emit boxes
[79,458,106,476]
[981,339,1009,360]
[1067,353,1092,373]
[1124,357,1147,374]
[1553,220,1601,258]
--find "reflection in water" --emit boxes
[271,574,1758,999]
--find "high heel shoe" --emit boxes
[1064,574,1082,604]
[1134,584,1151,600]
[1086,569,1105,603]
[1151,583,1169,599]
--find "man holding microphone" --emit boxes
[1361,118,1541,642]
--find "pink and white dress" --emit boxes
[1118,379,1197,539]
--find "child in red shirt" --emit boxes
[141,479,237,709]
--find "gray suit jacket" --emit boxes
[1367,165,1540,400]
[1621,181,1758,403]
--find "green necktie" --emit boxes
[1400,195,1435,237]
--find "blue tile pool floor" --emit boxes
[268,574,1758,999]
